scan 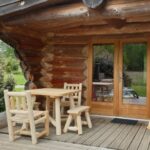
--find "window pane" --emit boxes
[93,44,114,102]
[123,43,147,105]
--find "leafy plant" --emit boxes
[0,65,5,112]
[4,75,16,91]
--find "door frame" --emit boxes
[87,38,150,119]
[118,38,150,119]
[87,39,119,116]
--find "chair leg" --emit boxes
[29,119,37,144]
[45,111,50,136]
[85,111,92,128]
[76,115,82,135]
[63,114,72,133]
[8,121,15,142]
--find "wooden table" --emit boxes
[28,88,80,135]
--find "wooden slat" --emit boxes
[67,119,104,143]
[82,122,114,145]
[128,124,147,150]
[100,124,127,147]
[0,117,150,150]
[109,124,134,149]
[118,124,141,150]
[138,128,150,150]
[91,123,120,147]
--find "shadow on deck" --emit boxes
[0,117,150,150]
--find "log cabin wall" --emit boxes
[39,43,88,103]
[1,0,150,115]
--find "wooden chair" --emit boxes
[61,83,82,116]
[63,106,92,135]
[4,90,49,144]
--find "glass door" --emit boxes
[119,42,148,118]
[91,43,117,115]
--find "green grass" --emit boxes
[4,73,26,85]
[13,74,26,85]
[15,87,25,92]
[131,85,146,97]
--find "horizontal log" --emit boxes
[23,57,43,63]
[51,78,84,85]
[1,25,42,40]
[48,60,86,67]
[55,22,150,36]
[42,66,85,74]
[47,36,89,45]
[49,33,150,44]
[41,69,84,77]
[4,1,150,27]
[20,50,43,56]
[0,0,56,18]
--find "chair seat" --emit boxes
[67,106,90,114]
[11,111,46,123]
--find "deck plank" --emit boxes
[108,124,134,149]
[100,124,127,147]
[118,123,141,150]
[138,128,150,150]
[69,119,106,144]
[0,133,109,150]
[51,117,101,142]
[91,123,120,147]
[128,124,147,150]
[0,117,149,150]
[83,122,114,145]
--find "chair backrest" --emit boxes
[63,83,82,106]
[4,90,34,120]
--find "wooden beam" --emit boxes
[54,22,150,36]
[0,0,77,18]
[1,25,43,40]
[3,1,150,27]
[47,32,150,44]
[0,0,20,7]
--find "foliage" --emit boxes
[0,40,19,112]
[123,43,146,71]
[13,74,26,85]
[4,75,16,91]
[131,85,146,97]
[0,65,5,112]
[0,40,20,74]
[93,45,114,81]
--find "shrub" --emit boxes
[4,75,15,91]
[0,67,4,112]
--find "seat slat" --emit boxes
[67,106,90,114]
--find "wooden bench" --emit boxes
[63,106,92,135]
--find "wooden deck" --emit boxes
[0,117,150,150]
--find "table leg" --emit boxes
[55,98,61,135]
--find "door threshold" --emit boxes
[91,114,150,123]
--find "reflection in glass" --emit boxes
[93,44,114,102]
[123,43,147,105]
